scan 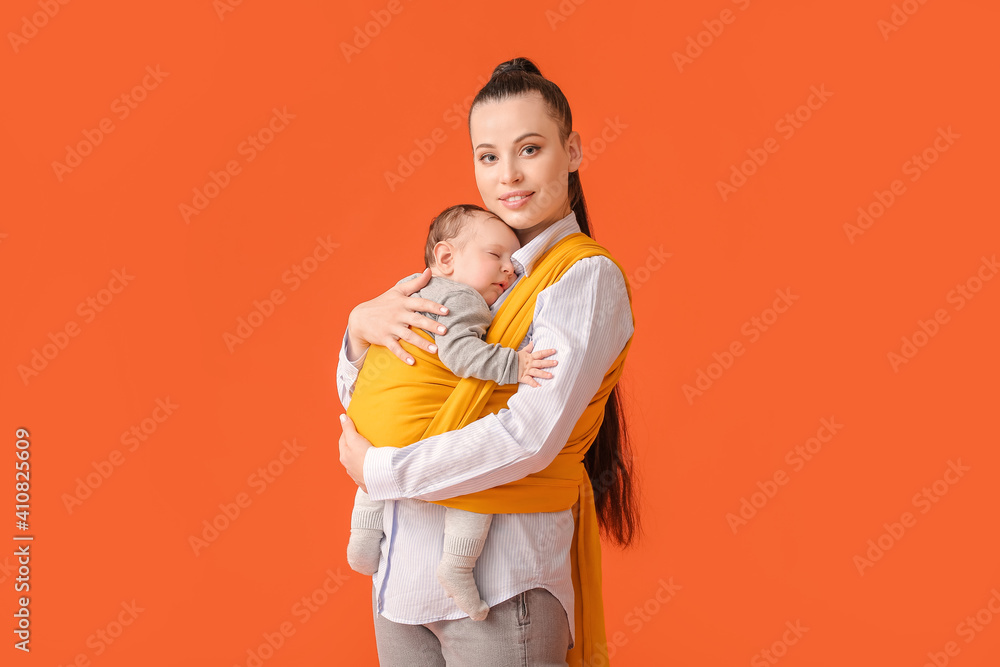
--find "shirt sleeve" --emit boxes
[336,327,366,410]
[363,256,634,502]
[435,288,520,386]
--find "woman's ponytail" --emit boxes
[470,58,639,548]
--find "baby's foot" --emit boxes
[347,529,382,575]
[437,553,489,621]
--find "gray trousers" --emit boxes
[371,585,570,666]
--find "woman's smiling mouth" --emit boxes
[499,191,533,209]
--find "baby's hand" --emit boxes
[517,341,558,388]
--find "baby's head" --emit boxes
[424,204,520,306]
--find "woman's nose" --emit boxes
[500,160,521,185]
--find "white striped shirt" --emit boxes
[336,211,634,646]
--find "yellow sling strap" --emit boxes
[348,232,635,666]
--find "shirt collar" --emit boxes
[490,210,581,314]
[510,210,581,279]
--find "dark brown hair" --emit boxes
[468,57,592,237]
[468,58,640,548]
[424,204,496,269]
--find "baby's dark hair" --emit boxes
[423,204,497,269]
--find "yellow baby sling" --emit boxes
[348,232,634,666]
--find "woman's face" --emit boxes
[470,92,582,245]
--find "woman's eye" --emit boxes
[522,145,539,156]
[479,153,497,163]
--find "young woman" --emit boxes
[338,57,640,666]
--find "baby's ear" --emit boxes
[433,241,455,273]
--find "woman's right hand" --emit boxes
[346,268,450,365]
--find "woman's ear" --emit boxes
[433,241,455,275]
[565,130,583,173]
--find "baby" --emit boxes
[346,203,557,620]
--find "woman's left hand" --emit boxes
[339,414,372,493]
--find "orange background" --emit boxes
[3,0,999,665]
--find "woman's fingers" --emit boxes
[397,267,433,296]
[348,270,449,361]
[395,326,439,356]
[407,295,449,318]
[383,338,415,365]
[408,310,447,336]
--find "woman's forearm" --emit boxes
[363,257,634,502]
[345,313,370,365]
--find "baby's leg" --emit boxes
[347,487,384,575]
[437,508,493,621]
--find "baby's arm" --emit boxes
[434,288,556,386]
